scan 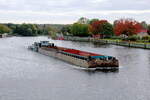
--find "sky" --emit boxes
[0,0,150,24]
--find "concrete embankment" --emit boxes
[64,36,150,49]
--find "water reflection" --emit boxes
[92,42,111,48]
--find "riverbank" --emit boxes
[64,36,150,49]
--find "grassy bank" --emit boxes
[64,36,150,49]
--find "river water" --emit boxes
[0,36,150,100]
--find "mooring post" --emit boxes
[144,43,147,49]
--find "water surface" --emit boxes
[0,36,150,100]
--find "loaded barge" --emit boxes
[28,41,119,70]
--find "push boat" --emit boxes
[28,41,119,70]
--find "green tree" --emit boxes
[71,23,89,37]
[7,23,17,31]
[47,27,56,35]
[0,24,11,34]
[46,26,58,39]
[101,22,114,37]
[13,24,38,36]
[61,25,71,35]
[141,21,148,29]
[30,24,38,35]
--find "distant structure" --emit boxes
[0,33,9,38]
[137,29,148,37]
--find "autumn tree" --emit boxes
[89,20,114,37]
[114,18,142,36]
[147,25,150,35]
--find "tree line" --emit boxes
[0,17,150,38]
[0,23,67,36]
[61,17,150,38]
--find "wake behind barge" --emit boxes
[28,41,119,70]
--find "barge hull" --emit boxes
[38,48,118,70]
[38,48,89,68]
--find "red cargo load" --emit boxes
[63,49,101,57]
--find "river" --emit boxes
[0,36,150,100]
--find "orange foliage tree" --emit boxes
[89,20,114,38]
[114,18,142,36]
[89,20,108,34]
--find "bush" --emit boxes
[126,35,141,41]
[111,36,122,40]
[142,35,150,40]
[50,32,57,39]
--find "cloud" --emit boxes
[0,0,150,24]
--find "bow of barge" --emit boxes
[28,41,119,70]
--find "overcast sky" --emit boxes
[0,0,150,24]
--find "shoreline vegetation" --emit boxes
[1,17,150,49]
[0,23,69,37]
[64,36,150,49]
